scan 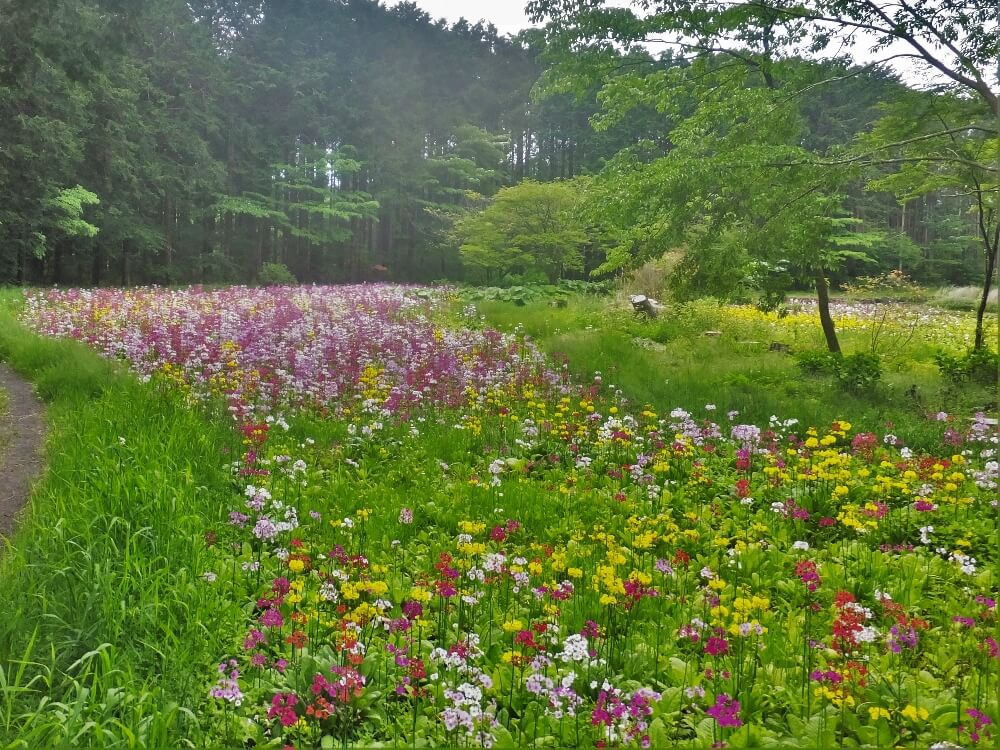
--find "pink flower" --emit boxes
[704,637,729,656]
[706,693,742,728]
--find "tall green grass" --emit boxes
[0,294,241,748]
[473,297,994,450]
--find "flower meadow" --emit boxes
[22,286,1000,749]
[727,298,997,353]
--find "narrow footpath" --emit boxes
[0,363,44,540]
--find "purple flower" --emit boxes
[706,693,743,728]
[888,625,918,653]
[259,609,283,628]
[704,636,729,656]
[209,660,244,705]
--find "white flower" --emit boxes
[856,625,880,643]
[792,541,809,551]
[558,634,590,663]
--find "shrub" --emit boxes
[796,350,837,374]
[841,270,926,302]
[797,350,882,394]
[833,352,882,394]
[258,262,297,285]
[935,347,999,386]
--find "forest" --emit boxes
[1,0,996,306]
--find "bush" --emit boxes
[258,262,297,285]
[796,350,837,374]
[796,350,882,394]
[459,280,611,307]
[833,352,882,394]
[935,347,999,385]
[841,270,926,302]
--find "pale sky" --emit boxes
[413,0,534,34]
[407,0,971,88]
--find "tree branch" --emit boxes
[767,156,999,172]
[746,0,998,112]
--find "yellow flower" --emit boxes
[868,706,890,721]
[409,586,432,602]
[900,704,928,722]
[287,559,305,574]
[502,619,523,634]
[458,520,486,535]
[567,567,583,579]
[366,580,389,596]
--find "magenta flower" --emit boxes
[706,693,743,728]
[704,636,729,656]
[267,693,299,726]
[259,609,284,628]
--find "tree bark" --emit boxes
[815,271,841,354]
[974,233,998,350]
[972,170,999,350]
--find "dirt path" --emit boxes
[0,363,44,540]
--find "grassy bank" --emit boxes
[0,291,240,748]
[472,295,997,451]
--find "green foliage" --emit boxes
[525,0,997,351]
[43,186,100,241]
[832,352,883,394]
[798,349,883,394]
[459,279,611,306]
[796,349,838,374]
[935,348,1000,386]
[257,262,297,286]
[751,260,794,311]
[0,297,240,746]
[456,179,611,283]
[0,2,633,285]
[842,270,927,302]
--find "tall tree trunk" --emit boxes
[515,134,524,182]
[256,222,264,276]
[974,230,998,350]
[15,238,25,285]
[164,194,174,279]
[898,200,907,272]
[815,270,841,354]
[91,244,102,286]
[51,243,62,285]
[973,179,999,350]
